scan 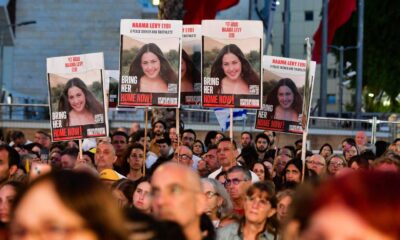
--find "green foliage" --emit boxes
[51,85,64,110]
[331,0,400,112]
[90,81,104,102]
[121,48,139,75]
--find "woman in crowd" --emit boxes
[217,181,277,239]
[9,171,127,240]
[125,143,147,182]
[201,178,233,228]
[282,158,303,189]
[318,143,333,159]
[348,155,370,170]
[58,77,104,127]
[181,49,201,92]
[111,179,136,208]
[252,162,271,181]
[210,44,259,95]
[326,154,348,176]
[276,189,295,226]
[129,43,177,93]
[132,179,152,214]
[265,78,303,122]
[0,182,23,224]
[193,140,205,157]
[343,141,359,162]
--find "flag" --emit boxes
[214,108,247,131]
[312,0,357,63]
[183,0,239,24]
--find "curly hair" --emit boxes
[128,43,177,91]
[210,44,259,93]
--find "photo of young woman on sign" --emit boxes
[58,77,104,127]
[128,43,177,93]
[181,49,201,93]
[210,44,259,95]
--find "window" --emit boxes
[327,94,336,104]
[305,11,313,21]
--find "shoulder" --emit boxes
[217,222,240,240]
[208,167,222,179]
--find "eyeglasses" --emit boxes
[329,162,344,167]
[173,153,192,161]
[204,191,219,199]
[306,160,325,167]
[224,178,247,186]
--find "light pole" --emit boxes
[329,45,357,118]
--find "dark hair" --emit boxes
[10,131,25,141]
[217,137,238,150]
[204,131,218,149]
[210,44,259,93]
[237,146,258,169]
[255,133,270,146]
[265,78,303,116]
[342,137,356,146]
[182,129,196,140]
[319,143,333,155]
[282,158,305,187]
[348,155,370,170]
[132,129,150,143]
[251,162,271,181]
[82,150,95,165]
[11,171,127,240]
[111,131,128,142]
[57,78,104,127]
[60,147,79,159]
[182,49,201,86]
[111,179,136,205]
[193,140,205,154]
[241,131,253,140]
[0,145,20,168]
[156,136,172,146]
[152,120,167,130]
[129,43,177,90]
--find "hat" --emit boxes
[99,169,125,181]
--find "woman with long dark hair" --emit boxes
[181,49,201,92]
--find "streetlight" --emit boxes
[329,45,357,118]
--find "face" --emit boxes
[112,189,129,208]
[300,204,394,240]
[158,143,170,157]
[355,132,367,146]
[277,195,292,223]
[202,181,221,217]
[285,164,301,183]
[263,131,275,145]
[169,128,178,142]
[50,152,62,169]
[133,181,152,213]
[182,132,195,148]
[306,155,326,175]
[263,161,274,177]
[275,155,291,175]
[111,135,127,157]
[256,137,269,153]
[241,133,252,148]
[95,143,117,171]
[138,136,150,150]
[225,171,250,201]
[128,148,145,170]
[277,85,294,109]
[0,150,13,184]
[222,53,242,80]
[172,146,193,167]
[344,146,358,160]
[61,154,77,170]
[67,86,86,113]
[10,182,97,240]
[252,163,265,181]
[151,165,204,227]
[0,185,17,223]
[203,149,219,172]
[328,157,346,175]
[320,146,332,158]
[153,123,165,136]
[244,189,275,225]
[192,142,203,156]
[217,141,236,168]
[141,52,160,79]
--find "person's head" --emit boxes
[60,147,79,169]
[276,189,295,224]
[156,137,172,158]
[240,131,253,148]
[210,44,259,88]
[129,43,176,85]
[0,181,23,223]
[152,120,166,138]
[306,154,326,175]
[372,157,400,172]
[244,181,277,228]
[343,141,359,161]
[326,154,347,176]
[181,129,196,148]
[151,163,206,237]
[283,158,303,185]
[172,146,193,167]
[34,131,51,149]
[204,131,218,149]
[192,140,205,157]
[274,147,294,175]
[58,78,103,116]
[255,133,270,154]
[132,179,152,213]
[10,131,26,147]
[203,145,220,173]
[266,78,302,114]
[111,131,128,157]
[296,171,400,240]
[225,166,252,201]
[95,141,117,172]
[0,145,20,185]
[355,131,367,146]
[201,178,233,220]
[81,151,95,166]
[348,155,370,171]
[236,146,259,169]
[181,49,201,85]
[252,162,270,181]
[217,138,238,168]
[111,179,135,208]
[341,137,356,150]
[129,122,140,135]
[132,129,150,150]
[49,150,62,170]
[318,143,333,159]
[125,143,145,172]
[263,131,276,146]
[216,171,227,186]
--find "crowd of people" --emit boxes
[0,124,400,240]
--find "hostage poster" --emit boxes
[47,52,108,141]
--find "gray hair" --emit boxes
[201,178,233,219]
[227,165,252,181]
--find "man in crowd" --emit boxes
[306,154,326,175]
[94,141,117,173]
[111,131,129,174]
[255,133,270,161]
[60,147,78,170]
[150,120,167,156]
[132,130,158,168]
[240,131,253,149]
[203,144,220,173]
[9,131,31,147]
[0,145,23,185]
[225,166,252,216]
[355,131,368,152]
[151,162,206,240]
[181,129,201,169]
[172,145,194,168]
[264,130,277,150]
